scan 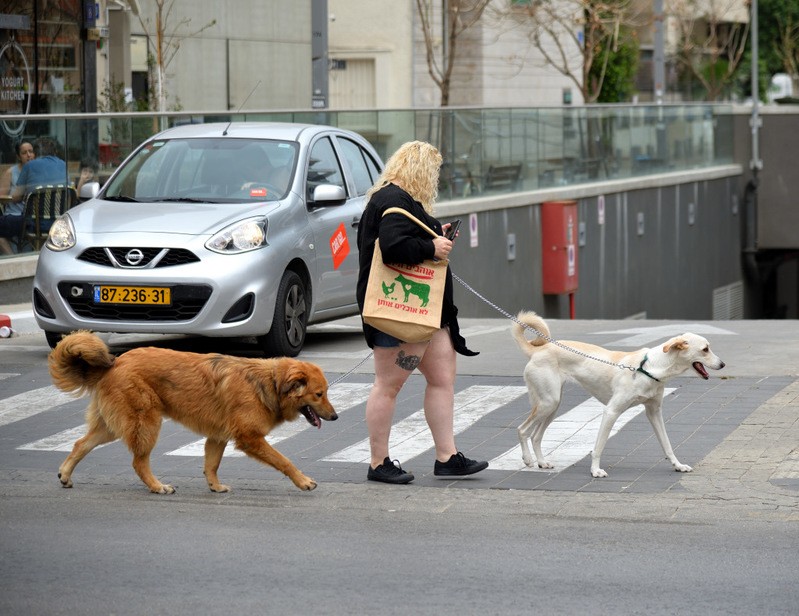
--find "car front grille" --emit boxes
[77,247,201,268]
[58,282,213,321]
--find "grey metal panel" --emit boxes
[451,175,741,321]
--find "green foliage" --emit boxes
[97,80,131,113]
[734,53,770,102]
[592,29,639,103]
[758,0,799,77]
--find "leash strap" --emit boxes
[450,271,637,373]
[382,207,440,239]
[332,268,639,387]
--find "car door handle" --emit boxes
[351,217,360,228]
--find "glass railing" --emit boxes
[0,104,734,258]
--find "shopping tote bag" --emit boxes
[362,207,448,343]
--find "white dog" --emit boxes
[512,311,725,478]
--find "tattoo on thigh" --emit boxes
[395,350,421,371]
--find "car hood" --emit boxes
[67,199,283,235]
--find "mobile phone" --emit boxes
[445,219,461,241]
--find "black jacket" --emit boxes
[356,183,477,356]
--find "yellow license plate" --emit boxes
[93,285,171,305]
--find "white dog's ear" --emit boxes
[662,338,688,353]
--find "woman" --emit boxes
[0,140,35,255]
[356,140,488,484]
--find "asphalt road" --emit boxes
[1,313,798,615]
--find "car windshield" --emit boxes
[103,137,299,203]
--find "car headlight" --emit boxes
[45,214,76,251]
[206,218,267,254]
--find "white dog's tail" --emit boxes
[512,311,550,357]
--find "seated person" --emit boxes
[0,140,35,255]
[7,137,68,252]
[237,156,290,198]
[75,157,99,200]
[11,137,68,202]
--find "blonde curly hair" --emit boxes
[366,141,442,213]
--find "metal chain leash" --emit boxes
[451,271,638,373]
[328,348,374,387]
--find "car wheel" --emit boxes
[259,270,307,357]
[45,331,64,349]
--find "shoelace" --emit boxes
[450,452,469,466]
[386,459,407,474]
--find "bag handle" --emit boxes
[382,207,439,239]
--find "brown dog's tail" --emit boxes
[512,311,550,357]
[48,331,116,397]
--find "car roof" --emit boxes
[151,122,340,142]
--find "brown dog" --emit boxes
[49,331,337,493]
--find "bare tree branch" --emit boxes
[489,0,641,103]
[415,0,493,106]
[134,0,217,111]
[671,0,749,101]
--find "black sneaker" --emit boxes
[434,452,489,477]
[367,457,415,484]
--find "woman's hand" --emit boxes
[432,235,453,260]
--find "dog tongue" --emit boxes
[693,362,709,379]
[302,406,321,429]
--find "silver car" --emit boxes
[33,122,383,355]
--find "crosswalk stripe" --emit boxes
[19,425,90,452]
[323,385,527,464]
[489,388,676,471]
[165,382,373,458]
[10,382,677,475]
[0,386,75,429]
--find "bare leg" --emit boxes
[417,328,458,463]
[366,340,428,469]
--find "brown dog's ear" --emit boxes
[279,362,308,396]
[662,338,688,353]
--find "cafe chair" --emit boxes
[17,184,77,252]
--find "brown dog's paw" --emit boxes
[295,476,317,491]
[209,483,230,493]
[58,472,73,488]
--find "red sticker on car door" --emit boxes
[330,223,350,270]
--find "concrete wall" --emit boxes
[731,107,799,250]
[129,0,312,111]
[328,0,414,109]
[435,167,742,320]
[730,105,799,318]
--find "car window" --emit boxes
[103,138,298,202]
[306,137,345,202]
[337,137,381,196]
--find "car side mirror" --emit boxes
[79,181,100,201]
[311,184,346,204]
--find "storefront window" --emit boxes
[21,0,83,114]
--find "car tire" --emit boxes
[259,270,307,357]
[45,331,64,349]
